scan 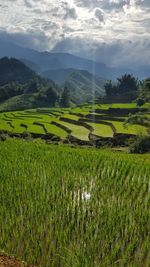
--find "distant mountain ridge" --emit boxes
[0,38,149,79]
[0,39,109,74]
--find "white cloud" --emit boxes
[0,0,149,67]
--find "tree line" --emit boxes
[104,74,150,105]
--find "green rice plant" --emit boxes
[87,122,113,137]
[58,121,90,140]
[0,140,149,267]
[35,121,68,138]
[0,103,150,140]
[106,121,148,135]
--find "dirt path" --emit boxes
[0,255,35,267]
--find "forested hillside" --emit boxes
[0,57,59,110]
[42,68,105,103]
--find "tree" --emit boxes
[25,79,38,93]
[60,86,70,107]
[117,74,138,92]
[129,136,150,154]
[0,82,24,102]
[124,113,150,130]
[104,81,118,97]
[138,78,150,102]
[45,87,58,104]
[124,113,150,153]
[136,98,145,107]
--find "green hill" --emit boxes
[0,57,37,86]
[0,57,59,111]
[42,68,106,103]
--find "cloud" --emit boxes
[24,0,33,8]
[52,36,150,68]
[61,1,78,19]
[0,0,149,68]
[94,8,104,22]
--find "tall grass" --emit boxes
[0,140,150,266]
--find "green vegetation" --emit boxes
[0,103,149,143]
[87,122,113,137]
[58,120,89,140]
[0,57,60,111]
[103,74,138,102]
[42,68,105,103]
[123,112,150,153]
[107,120,148,135]
[0,56,150,267]
[0,58,149,113]
[60,86,71,108]
[0,139,150,267]
[0,57,106,110]
[129,135,150,153]
[138,78,150,102]
[0,57,36,86]
[40,122,68,138]
[102,75,150,107]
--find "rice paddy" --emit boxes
[0,103,149,141]
[0,139,150,267]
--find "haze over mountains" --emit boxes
[0,38,149,79]
[42,68,106,103]
[0,38,149,111]
[0,57,105,111]
[0,38,112,78]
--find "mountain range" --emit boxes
[0,38,149,111]
[0,38,112,78]
[0,38,149,79]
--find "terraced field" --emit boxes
[87,122,113,137]
[0,103,149,142]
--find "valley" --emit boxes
[0,29,150,267]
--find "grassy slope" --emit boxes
[0,94,39,111]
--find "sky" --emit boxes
[0,0,150,67]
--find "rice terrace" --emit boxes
[0,103,149,144]
[0,102,150,267]
[0,2,150,265]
